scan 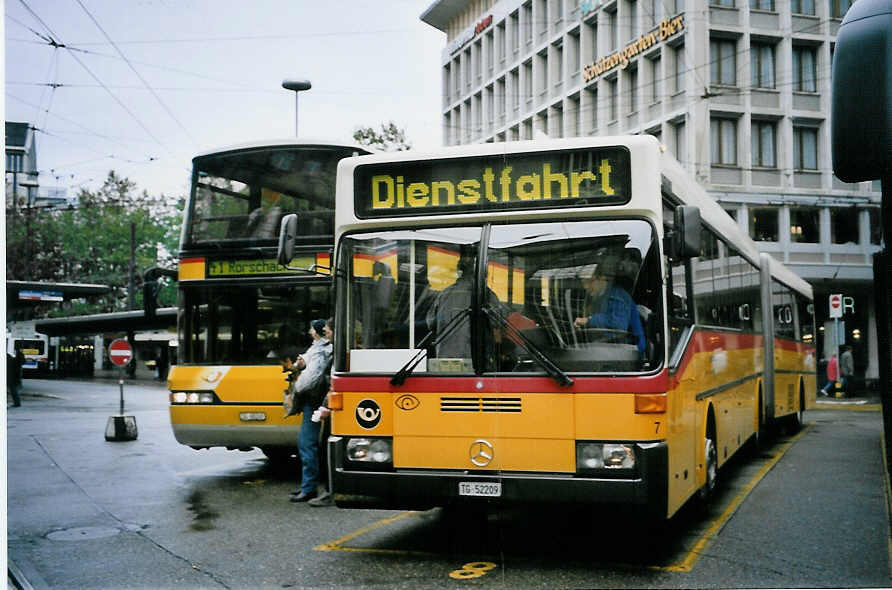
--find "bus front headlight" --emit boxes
[346,437,392,464]
[576,442,636,473]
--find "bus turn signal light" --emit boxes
[634,393,667,414]
[328,392,343,411]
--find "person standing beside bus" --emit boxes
[290,319,332,503]
[308,318,336,507]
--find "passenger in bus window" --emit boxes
[573,260,646,354]
[425,252,501,363]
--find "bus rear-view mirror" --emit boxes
[277,214,298,268]
[674,205,701,259]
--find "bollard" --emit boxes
[105,378,138,441]
[834,380,844,399]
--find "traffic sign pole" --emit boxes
[105,339,138,442]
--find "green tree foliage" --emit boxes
[6,171,182,316]
[353,121,412,152]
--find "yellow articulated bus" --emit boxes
[288,136,815,518]
[168,139,369,462]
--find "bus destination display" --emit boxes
[354,147,631,218]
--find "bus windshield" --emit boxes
[338,219,662,375]
[187,145,359,247]
[178,283,329,365]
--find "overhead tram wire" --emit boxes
[16,0,175,158]
[74,0,198,148]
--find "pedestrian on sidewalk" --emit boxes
[840,345,855,394]
[821,352,839,396]
[7,350,23,407]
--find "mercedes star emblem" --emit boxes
[469,439,494,467]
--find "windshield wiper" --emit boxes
[390,307,472,386]
[481,305,574,387]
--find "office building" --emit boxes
[421,0,881,383]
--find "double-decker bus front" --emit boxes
[327,139,683,516]
[169,141,367,461]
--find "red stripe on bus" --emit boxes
[332,371,670,394]
[180,257,205,264]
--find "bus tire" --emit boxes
[698,409,717,504]
[786,386,804,433]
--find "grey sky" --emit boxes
[5,0,445,199]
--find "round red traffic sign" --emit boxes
[108,339,133,367]
[830,294,841,308]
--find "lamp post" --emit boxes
[281,79,312,137]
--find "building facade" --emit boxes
[421,0,882,383]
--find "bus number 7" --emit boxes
[654,421,661,434]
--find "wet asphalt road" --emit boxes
[6,378,891,589]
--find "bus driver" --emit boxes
[573,259,646,355]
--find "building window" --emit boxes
[710,39,737,86]
[750,207,779,242]
[672,120,687,164]
[752,121,776,167]
[869,208,882,245]
[523,2,533,46]
[523,60,533,108]
[511,68,521,113]
[792,45,817,92]
[751,43,775,89]
[569,30,580,74]
[510,11,520,55]
[673,45,685,94]
[711,117,738,165]
[607,8,618,50]
[793,126,818,170]
[831,208,859,244]
[608,77,619,121]
[6,153,24,173]
[792,0,815,14]
[497,22,506,63]
[789,207,820,243]
[585,87,598,133]
[627,67,638,113]
[629,0,638,41]
[831,0,852,18]
[750,0,774,9]
[650,55,662,103]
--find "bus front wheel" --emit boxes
[698,435,717,502]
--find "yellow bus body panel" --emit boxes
[168,365,299,448]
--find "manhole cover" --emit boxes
[47,526,120,541]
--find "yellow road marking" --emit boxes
[660,423,812,572]
[314,511,425,555]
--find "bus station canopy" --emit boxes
[34,308,177,337]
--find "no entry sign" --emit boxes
[829,293,843,319]
[108,339,133,367]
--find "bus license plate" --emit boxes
[458,482,501,497]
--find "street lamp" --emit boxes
[281,79,312,137]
